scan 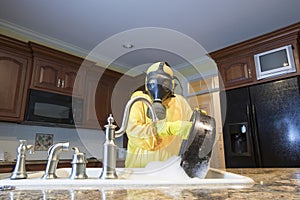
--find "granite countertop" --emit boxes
[0,168,299,199]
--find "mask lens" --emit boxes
[161,79,172,90]
[147,78,157,90]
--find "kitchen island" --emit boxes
[0,168,299,199]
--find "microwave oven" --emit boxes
[25,89,83,126]
[254,44,296,80]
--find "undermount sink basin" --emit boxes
[0,157,254,190]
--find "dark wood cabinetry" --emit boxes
[30,43,85,97]
[218,55,255,88]
[32,58,78,95]
[210,22,300,90]
[81,66,104,129]
[81,66,125,129]
[0,35,32,122]
[0,35,131,129]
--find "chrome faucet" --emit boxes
[42,142,69,179]
[10,140,34,179]
[100,96,158,179]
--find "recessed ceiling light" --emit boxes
[122,43,134,49]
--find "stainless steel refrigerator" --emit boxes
[221,76,300,168]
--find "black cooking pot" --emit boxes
[179,109,216,178]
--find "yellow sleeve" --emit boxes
[126,91,162,151]
[126,92,193,151]
[155,120,192,140]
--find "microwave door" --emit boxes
[33,102,72,123]
[25,90,74,124]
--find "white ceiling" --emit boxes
[0,0,300,77]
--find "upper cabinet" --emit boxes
[0,35,133,129]
[210,22,300,90]
[0,35,32,122]
[81,65,132,129]
[29,43,86,97]
[217,55,255,88]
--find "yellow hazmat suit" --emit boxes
[125,62,193,168]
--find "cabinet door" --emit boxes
[61,66,78,95]
[32,58,62,93]
[0,52,28,120]
[219,56,255,89]
[81,69,100,128]
[82,67,127,129]
[96,77,112,128]
[32,58,81,96]
[81,68,112,129]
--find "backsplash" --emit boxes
[0,122,123,161]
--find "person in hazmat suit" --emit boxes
[125,62,194,168]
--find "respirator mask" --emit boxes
[146,62,175,120]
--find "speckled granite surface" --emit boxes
[0,168,299,199]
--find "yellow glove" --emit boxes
[155,120,192,140]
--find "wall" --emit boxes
[0,122,123,161]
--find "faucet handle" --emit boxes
[72,147,80,154]
[16,140,34,154]
[70,147,88,179]
[107,114,114,125]
[27,145,34,154]
[71,147,87,164]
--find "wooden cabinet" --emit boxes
[81,66,133,129]
[30,43,85,97]
[31,57,78,95]
[0,35,32,122]
[81,66,118,129]
[0,35,132,129]
[217,55,255,89]
[96,76,113,128]
[210,22,300,90]
[81,66,105,129]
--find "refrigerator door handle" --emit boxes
[251,104,262,167]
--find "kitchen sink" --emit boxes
[0,157,254,190]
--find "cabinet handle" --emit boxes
[61,80,65,88]
[57,79,61,88]
[248,68,252,78]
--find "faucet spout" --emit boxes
[115,96,158,138]
[42,142,69,179]
[100,96,157,179]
